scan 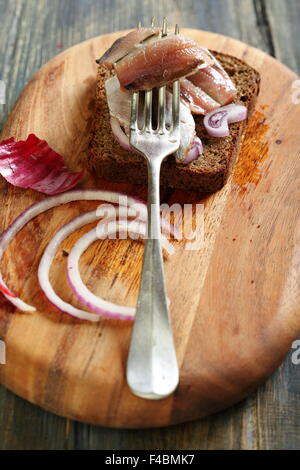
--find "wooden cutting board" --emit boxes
[0,29,299,428]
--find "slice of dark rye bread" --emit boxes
[86,51,260,192]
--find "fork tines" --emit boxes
[130,18,180,136]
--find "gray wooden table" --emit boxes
[0,0,299,450]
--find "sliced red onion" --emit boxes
[38,209,174,322]
[67,219,172,321]
[67,221,143,320]
[204,104,248,137]
[0,134,83,195]
[110,117,132,151]
[183,137,203,164]
[38,210,109,322]
[0,284,16,297]
[0,190,144,311]
[225,104,248,124]
[0,189,177,313]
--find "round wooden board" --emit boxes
[0,29,299,428]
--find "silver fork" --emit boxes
[126,19,180,399]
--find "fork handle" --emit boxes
[126,157,179,399]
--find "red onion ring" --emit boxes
[67,219,172,320]
[38,209,174,321]
[0,189,177,312]
[67,220,143,320]
[38,210,108,322]
[204,104,248,137]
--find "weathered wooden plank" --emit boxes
[0,0,299,451]
[0,385,75,450]
[264,0,300,73]
[256,345,300,450]
[76,400,250,450]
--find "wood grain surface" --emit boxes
[0,0,300,451]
